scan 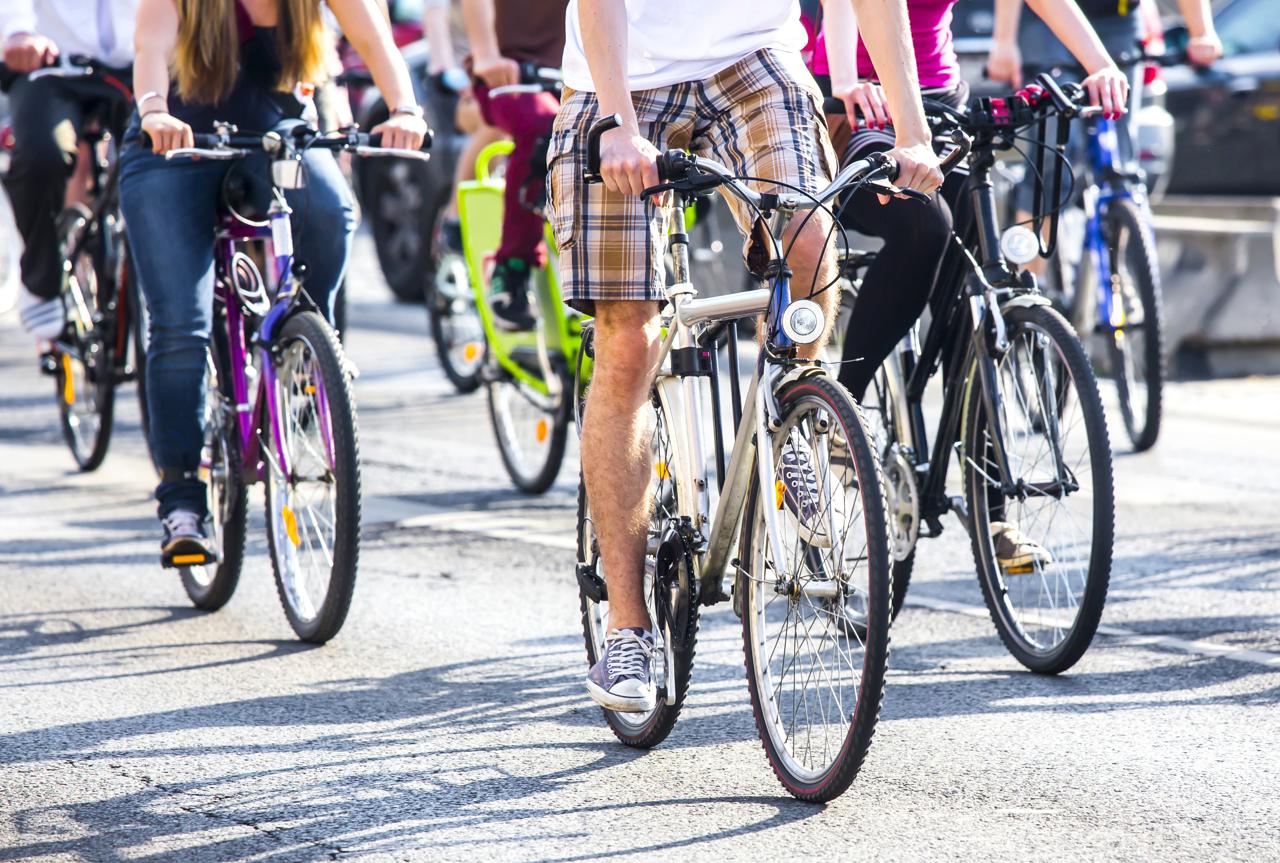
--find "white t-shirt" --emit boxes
[562,0,808,92]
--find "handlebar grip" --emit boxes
[584,113,622,183]
[138,131,221,150]
[367,128,434,151]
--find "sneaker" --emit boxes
[160,508,218,568]
[585,627,656,713]
[18,289,64,341]
[489,258,536,332]
[779,438,832,548]
[990,521,1052,572]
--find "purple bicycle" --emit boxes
[158,123,430,642]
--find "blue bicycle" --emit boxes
[1038,65,1165,452]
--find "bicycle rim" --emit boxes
[430,252,485,391]
[741,376,891,801]
[57,234,114,471]
[488,376,567,494]
[1105,200,1163,452]
[964,304,1114,672]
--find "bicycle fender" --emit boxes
[774,362,828,393]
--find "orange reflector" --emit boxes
[282,506,301,547]
[655,461,670,480]
[304,384,316,394]
[61,354,75,404]
[775,480,785,510]
[463,342,481,362]
[535,418,549,444]
[1004,564,1035,575]
[172,554,207,565]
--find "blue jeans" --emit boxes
[118,121,356,518]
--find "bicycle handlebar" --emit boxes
[488,64,563,99]
[141,125,433,162]
[821,96,973,176]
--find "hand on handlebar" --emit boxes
[884,140,943,203]
[598,125,661,197]
[1082,65,1129,121]
[836,82,890,131]
[3,33,58,74]
[472,52,520,89]
[369,113,428,151]
[141,112,194,155]
[1186,33,1223,67]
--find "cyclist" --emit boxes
[988,0,1221,263]
[1,0,138,341]
[460,0,566,331]
[552,0,942,713]
[811,0,1129,568]
[120,0,426,566]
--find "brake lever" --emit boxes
[865,178,931,203]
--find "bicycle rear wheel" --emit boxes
[55,207,115,472]
[181,350,247,610]
[264,311,361,643]
[962,303,1114,674]
[428,251,484,393]
[488,370,569,494]
[577,392,696,747]
[1102,199,1164,452]
[739,374,892,802]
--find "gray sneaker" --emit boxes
[586,627,655,713]
[990,521,1052,572]
[779,438,832,548]
[160,508,217,569]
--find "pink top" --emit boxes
[809,0,960,91]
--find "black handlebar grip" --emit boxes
[584,113,622,183]
[138,131,219,150]
[367,129,434,151]
[822,96,845,115]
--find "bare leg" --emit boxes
[581,301,662,631]
[782,210,840,359]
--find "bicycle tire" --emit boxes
[265,310,361,643]
[963,303,1114,674]
[427,252,484,394]
[861,365,918,622]
[181,351,247,610]
[739,374,892,802]
[488,373,569,494]
[55,208,115,472]
[1103,198,1164,452]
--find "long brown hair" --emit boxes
[173,0,332,104]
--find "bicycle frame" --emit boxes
[1080,116,1145,332]
[644,201,810,604]
[212,193,318,488]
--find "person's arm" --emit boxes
[578,0,659,197]
[822,0,889,130]
[132,0,193,153]
[1,0,58,72]
[851,0,942,194]
[988,0,1024,87]
[1174,0,1221,66]
[423,1,456,75]
[1022,0,1128,118]
[461,0,518,87]
[328,0,427,149]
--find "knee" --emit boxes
[785,213,836,274]
[591,303,662,394]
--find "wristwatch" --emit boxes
[390,104,424,119]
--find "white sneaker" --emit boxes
[18,289,63,341]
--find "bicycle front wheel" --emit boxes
[264,311,361,643]
[739,374,892,802]
[962,302,1115,674]
[1103,198,1164,452]
[428,251,484,393]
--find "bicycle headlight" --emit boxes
[1000,225,1039,266]
[781,299,825,345]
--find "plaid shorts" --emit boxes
[546,49,836,314]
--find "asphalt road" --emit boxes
[1,234,1278,862]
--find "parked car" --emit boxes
[1162,0,1280,195]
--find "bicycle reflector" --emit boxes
[1000,225,1040,265]
[781,300,825,344]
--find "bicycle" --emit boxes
[16,57,151,471]
[570,115,943,802]
[149,122,430,643]
[1030,55,1167,452]
[849,76,1116,674]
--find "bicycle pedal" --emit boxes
[39,352,59,376]
[161,550,217,569]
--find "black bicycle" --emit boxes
[19,57,151,471]
[844,76,1116,674]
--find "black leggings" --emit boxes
[836,170,968,401]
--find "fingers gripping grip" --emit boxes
[583,113,622,183]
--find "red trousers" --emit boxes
[472,83,560,266]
